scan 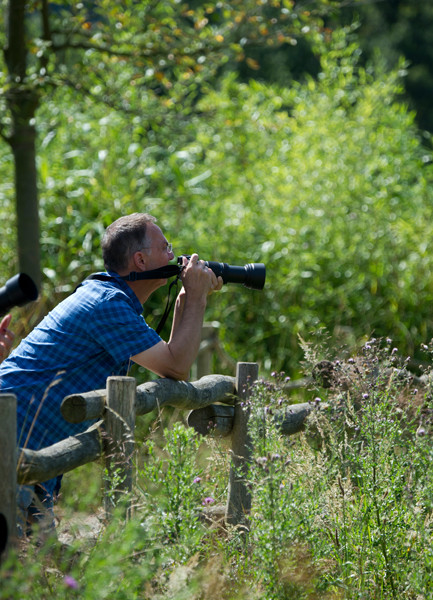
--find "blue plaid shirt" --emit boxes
[0,273,161,494]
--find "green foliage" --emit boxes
[234,339,433,598]
[0,514,160,599]
[246,378,301,597]
[1,30,433,377]
[5,341,433,598]
[136,421,209,560]
[4,9,433,600]
[335,1,433,133]
[299,339,433,597]
[1,0,334,285]
[169,34,433,374]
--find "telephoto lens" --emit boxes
[204,261,265,290]
[177,256,266,290]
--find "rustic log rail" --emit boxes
[1,362,315,560]
[60,374,236,423]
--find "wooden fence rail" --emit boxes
[1,362,315,560]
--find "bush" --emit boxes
[1,30,433,377]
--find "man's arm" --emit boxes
[131,255,222,380]
[0,314,14,363]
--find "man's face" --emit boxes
[143,223,175,273]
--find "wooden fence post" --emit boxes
[103,376,136,520]
[225,362,258,529]
[0,394,17,561]
[195,323,219,379]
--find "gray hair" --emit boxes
[101,213,157,273]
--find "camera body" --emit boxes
[177,255,266,290]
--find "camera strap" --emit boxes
[117,265,181,281]
[155,277,180,334]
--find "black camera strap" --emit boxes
[117,265,181,281]
[155,277,180,334]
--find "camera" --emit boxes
[0,273,38,315]
[177,255,266,290]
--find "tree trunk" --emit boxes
[4,0,41,289]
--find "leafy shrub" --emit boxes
[187,35,433,374]
[1,30,433,378]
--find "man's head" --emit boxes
[102,213,157,273]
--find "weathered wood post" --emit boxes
[0,394,17,561]
[103,376,136,520]
[225,362,258,529]
[195,323,219,379]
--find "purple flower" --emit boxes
[202,497,215,505]
[64,575,79,589]
[193,477,202,484]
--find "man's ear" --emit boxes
[132,250,147,271]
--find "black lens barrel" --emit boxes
[177,256,266,290]
[0,273,39,315]
[204,261,266,290]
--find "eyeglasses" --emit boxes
[141,242,173,254]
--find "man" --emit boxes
[0,213,222,535]
[0,314,14,363]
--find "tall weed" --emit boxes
[241,338,433,598]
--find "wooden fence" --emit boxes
[0,362,314,560]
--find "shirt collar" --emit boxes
[103,271,144,314]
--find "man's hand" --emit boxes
[180,253,223,297]
[0,314,15,363]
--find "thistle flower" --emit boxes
[64,575,79,589]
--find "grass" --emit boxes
[2,338,433,599]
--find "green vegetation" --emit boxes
[2,0,332,285]
[2,338,433,598]
[1,29,432,377]
[2,4,433,598]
